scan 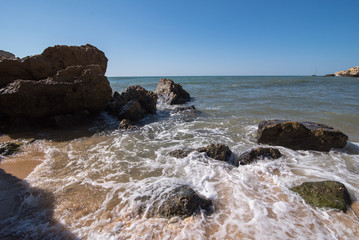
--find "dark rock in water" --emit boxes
[0,44,112,131]
[236,147,282,166]
[169,149,194,158]
[107,85,157,122]
[155,78,190,105]
[256,120,348,151]
[169,143,233,164]
[147,186,213,219]
[118,119,138,130]
[290,181,352,212]
[173,105,197,112]
[172,105,200,122]
[197,144,232,162]
[118,100,146,122]
[0,142,22,157]
[324,74,335,77]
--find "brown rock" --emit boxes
[107,85,157,122]
[324,74,335,77]
[0,44,112,130]
[257,120,348,151]
[236,147,282,166]
[197,144,232,162]
[146,185,213,219]
[0,65,111,119]
[155,78,190,105]
[0,44,108,88]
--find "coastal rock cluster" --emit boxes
[106,85,157,123]
[0,44,355,222]
[325,66,359,77]
[0,44,112,130]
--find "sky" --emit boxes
[1,0,358,76]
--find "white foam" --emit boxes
[10,116,359,239]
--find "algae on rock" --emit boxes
[291,181,352,212]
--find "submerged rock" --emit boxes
[0,44,112,131]
[236,147,282,166]
[170,144,233,164]
[146,185,213,219]
[118,119,138,130]
[172,105,200,122]
[291,181,352,212]
[0,142,22,157]
[256,120,348,151]
[169,149,194,158]
[107,85,157,122]
[155,78,190,105]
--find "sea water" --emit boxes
[1,76,359,239]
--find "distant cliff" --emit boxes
[325,66,359,77]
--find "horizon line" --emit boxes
[106,74,320,78]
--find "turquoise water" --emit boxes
[2,76,359,239]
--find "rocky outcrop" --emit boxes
[291,181,352,212]
[155,78,190,105]
[146,185,213,219]
[107,85,157,122]
[169,143,233,163]
[256,120,348,151]
[0,50,16,61]
[0,44,112,130]
[236,147,282,166]
[334,66,359,77]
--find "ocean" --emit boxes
[1,76,359,239]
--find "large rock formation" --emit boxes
[106,85,157,122]
[0,44,112,129]
[155,78,191,105]
[236,147,282,166]
[256,120,348,151]
[291,181,352,212]
[334,66,359,77]
[146,185,213,219]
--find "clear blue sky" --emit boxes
[1,0,358,76]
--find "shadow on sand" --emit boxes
[0,169,78,240]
